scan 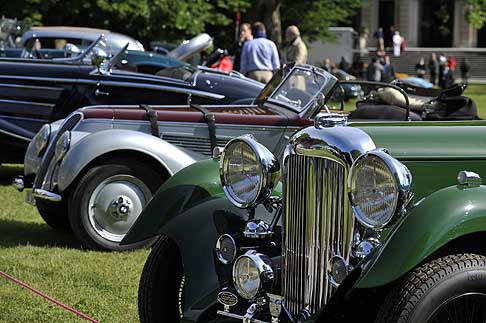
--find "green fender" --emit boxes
[122,158,223,244]
[356,184,486,288]
[122,157,282,245]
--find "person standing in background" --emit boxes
[367,57,383,81]
[374,27,384,50]
[392,31,402,56]
[359,26,368,57]
[439,62,454,89]
[338,56,349,72]
[460,59,471,85]
[416,57,427,78]
[428,53,439,85]
[284,25,307,65]
[240,21,280,83]
[232,23,253,72]
[382,55,396,82]
[448,56,456,71]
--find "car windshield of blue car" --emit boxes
[268,67,335,112]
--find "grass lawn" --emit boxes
[0,165,148,323]
[0,84,485,323]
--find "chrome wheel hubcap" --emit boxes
[88,175,151,242]
[110,195,132,221]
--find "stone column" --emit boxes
[361,0,379,46]
[453,0,477,47]
[396,0,419,47]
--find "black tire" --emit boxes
[36,200,71,231]
[139,235,184,323]
[68,158,164,251]
[376,254,486,323]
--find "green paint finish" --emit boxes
[356,184,486,288]
[155,158,224,197]
[355,123,486,160]
[404,160,486,202]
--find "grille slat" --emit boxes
[161,134,229,156]
[283,154,353,317]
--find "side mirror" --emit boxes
[91,47,108,72]
[64,43,80,57]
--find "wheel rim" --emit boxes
[427,293,486,323]
[87,174,152,242]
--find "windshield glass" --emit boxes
[267,66,337,112]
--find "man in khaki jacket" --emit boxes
[284,25,308,64]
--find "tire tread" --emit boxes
[375,253,486,323]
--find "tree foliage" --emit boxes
[464,0,486,29]
[0,0,362,47]
[281,0,361,42]
[0,0,248,45]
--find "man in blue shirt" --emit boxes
[240,22,280,83]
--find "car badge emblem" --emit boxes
[217,291,238,311]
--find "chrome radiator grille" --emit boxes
[282,154,353,316]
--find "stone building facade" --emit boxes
[360,0,485,48]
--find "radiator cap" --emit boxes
[314,112,347,128]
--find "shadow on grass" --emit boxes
[0,165,23,186]
[0,218,84,249]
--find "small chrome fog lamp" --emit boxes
[329,255,348,287]
[233,250,274,299]
[55,131,71,162]
[220,135,280,209]
[215,234,236,265]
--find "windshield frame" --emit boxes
[51,35,106,63]
[260,64,338,116]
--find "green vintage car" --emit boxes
[121,81,486,321]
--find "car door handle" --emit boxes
[95,89,110,96]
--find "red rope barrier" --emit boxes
[0,270,101,323]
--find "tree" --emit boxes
[0,0,249,45]
[242,0,361,46]
[281,0,361,42]
[464,0,486,29]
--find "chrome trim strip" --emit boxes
[0,75,87,84]
[80,118,297,130]
[0,98,54,108]
[98,80,225,100]
[0,128,31,142]
[0,75,225,100]
[33,188,62,202]
[0,82,62,92]
[216,310,268,323]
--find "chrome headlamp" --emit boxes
[348,150,412,229]
[232,250,274,299]
[54,131,71,162]
[220,135,280,209]
[34,124,51,157]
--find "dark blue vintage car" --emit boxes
[0,36,263,163]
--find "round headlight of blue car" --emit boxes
[349,150,412,229]
[220,135,280,209]
[55,131,71,162]
[34,124,51,157]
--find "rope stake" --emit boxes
[0,270,101,323]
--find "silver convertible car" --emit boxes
[16,64,337,251]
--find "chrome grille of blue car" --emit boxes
[282,154,354,317]
[161,134,230,156]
